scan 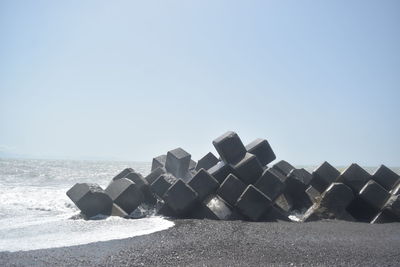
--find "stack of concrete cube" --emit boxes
[66,131,400,224]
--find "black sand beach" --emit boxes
[1,219,399,266]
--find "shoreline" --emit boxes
[1,219,399,266]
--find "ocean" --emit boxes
[0,158,398,252]
[0,159,174,252]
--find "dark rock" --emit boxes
[112,168,133,181]
[150,174,175,199]
[208,161,235,184]
[212,131,247,164]
[254,168,285,201]
[188,169,219,201]
[303,183,355,222]
[310,161,340,193]
[163,180,198,215]
[195,152,219,171]
[337,163,371,193]
[217,174,246,206]
[372,165,400,191]
[359,180,391,210]
[232,153,263,184]
[245,138,276,166]
[105,178,144,214]
[145,167,166,185]
[236,185,272,221]
[272,160,295,178]
[67,183,113,218]
[151,155,166,172]
[165,148,191,178]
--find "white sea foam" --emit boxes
[0,159,173,252]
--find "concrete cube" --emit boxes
[260,205,291,222]
[274,193,293,213]
[163,180,198,215]
[285,168,313,210]
[370,211,399,224]
[189,159,197,170]
[217,174,247,206]
[151,155,166,171]
[306,186,321,203]
[145,167,166,185]
[67,183,113,218]
[165,148,191,178]
[232,153,263,184]
[196,152,219,171]
[188,169,219,201]
[303,183,355,222]
[254,168,285,201]
[236,185,272,221]
[125,171,156,205]
[105,178,144,214]
[112,168,133,181]
[310,161,340,193]
[150,174,175,199]
[391,182,400,195]
[272,160,295,178]
[245,138,276,166]
[337,163,371,193]
[385,195,400,218]
[372,165,400,191]
[208,161,235,184]
[111,203,129,218]
[212,131,247,164]
[359,180,391,210]
[346,197,379,223]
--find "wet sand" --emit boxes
[1,219,399,266]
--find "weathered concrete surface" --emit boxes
[212,131,247,164]
[245,138,276,166]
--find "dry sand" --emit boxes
[1,219,399,266]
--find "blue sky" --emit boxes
[1,1,399,166]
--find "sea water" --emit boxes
[0,159,174,252]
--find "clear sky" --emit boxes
[1,1,399,166]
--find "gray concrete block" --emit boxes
[165,148,191,178]
[359,180,391,210]
[346,197,379,223]
[125,171,156,205]
[310,161,340,193]
[212,131,247,164]
[370,210,399,224]
[232,153,263,184]
[260,205,291,222]
[111,203,129,218]
[337,163,371,193]
[145,167,166,185]
[236,185,272,221]
[150,174,175,199]
[188,169,219,201]
[285,168,313,210]
[306,186,321,203]
[151,155,166,171]
[217,174,246,206]
[112,168,133,181]
[196,152,219,171]
[302,183,355,222]
[254,168,285,201]
[385,195,400,218]
[274,193,293,213]
[189,159,197,170]
[105,178,144,214]
[372,165,400,191]
[245,138,276,166]
[208,161,235,184]
[67,183,113,218]
[391,182,400,195]
[163,179,198,215]
[272,160,295,178]
[204,195,234,220]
